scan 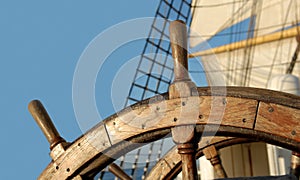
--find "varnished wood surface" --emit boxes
[37,87,300,179]
[145,137,247,180]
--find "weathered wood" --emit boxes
[39,123,112,179]
[108,163,132,180]
[256,102,300,142]
[147,148,180,180]
[203,145,227,178]
[28,100,69,160]
[28,100,67,150]
[104,96,257,145]
[197,87,300,109]
[169,19,199,180]
[35,87,300,179]
[146,137,249,180]
[290,152,300,178]
[71,175,83,180]
[168,20,197,99]
[169,20,189,83]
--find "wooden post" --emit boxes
[203,145,227,178]
[108,163,132,180]
[169,20,199,180]
[290,152,300,178]
[172,126,199,180]
[28,100,68,160]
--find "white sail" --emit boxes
[190,0,300,47]
[190,0,253,47]
[192,0,300,89]
[256,0,300,37]
[202,36,300,88]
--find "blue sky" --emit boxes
[0,1,159,179]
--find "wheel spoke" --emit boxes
[290,152,300,179]
[108,163,132,180]
[203,145,227,178]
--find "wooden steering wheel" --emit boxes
[28,20,300,180]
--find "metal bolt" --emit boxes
[291,130,296,136]
[182,102,186,106]
[268,107,274,112]
[191,88,198,96]
[242,118,246,123]
[199,115,203,119]
[222,98,227,105]
[173,117,177,122]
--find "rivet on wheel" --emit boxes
[222,98,227,105]
[268,107,274,112]
[173,117,177,122]
[291,130,296,136]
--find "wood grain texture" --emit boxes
[36,87,300,179]
[104,96,257,146]
[203,145,227,178]
[256,102,300,142]
[146,137,245,180]
[169,20,189,82]
[39,123,111,179]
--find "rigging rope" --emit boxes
[243,0,258,86]
[286,35,300,74]
[266,0,293,87]
[122,0,193,179]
